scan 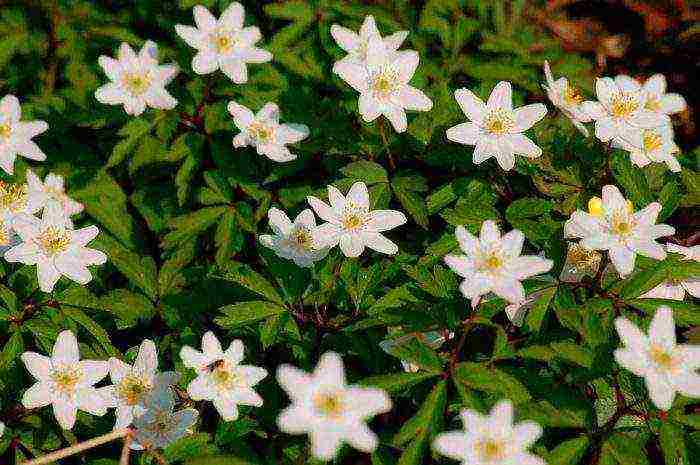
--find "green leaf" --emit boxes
[341,161,389,184]
[107,118,153,168]
[659,422,688,465]
[93,232,158,301]
[359,372,439,395]
[0,331,23,370]
[215,301,288,329]
[547,436,590,465]
[162,206,227,250]
[215,262,285,306]
[392,182,429,229]
[453,362,531,403]
[101,289,156,329]
[599,432,650,465]
[611,151,652,206]
[393,381,446,465]
[61,306,119,357]
[550,341,594,368]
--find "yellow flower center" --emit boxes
[213,31,238,53]
[343,213,364,231]
[313,391,345,418]
[645,97,661,112]
[38,226,71,255]
[484,254,502,270]
[564,84,583,106]
[642,130,663,153]
[123,72,151,95]
[611,213,632,236]
[51,367,81,395]
[248,122,273,144]
[292,227,313,250]
[0,221,10,246]
[611,93,638,118]
[0,123,12,140]
[0,182,28,212]
[475,438,506,462]
[118,376,151,406]
[649,344,676,371]
[588,197,633,217]
[371,70,399,99]
[484,108,515,135]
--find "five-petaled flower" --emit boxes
[614,306,700,410]
[542,60,591,136]
[20,330,111,430]
[330,15,407,71]
[307,181,406,258]
[259,207,328,267]
[175,3,272,83]
[95,41,178,116]
[0,94,48,175]
[446,81,547,171]
[25,169,84,225]
[277,351,391,460]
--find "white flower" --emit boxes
[25,169,84,222]
[0,180,37,252]
[640,245,699,300]
[4,205,107,292]
[446,81,547,171]
[0,420,3,438]
[444,220,553,306]
[330,15,407,70]
[613,124,681,172]
[95,41,178,116]
[20,330,111,430]
[277,352,391,460]
[433,399,544,465]
[614,306,700,410]
[180,332,267,422]
[564,185,674,277]
[640,74,687,118]
[228,101,309,162]
[667,243,699,261]
[259,207,328,267]
[132,383,198,450]
[307,181,406,258]
[581,75,665,146]
[175,3,272,83]
[542,60,590,136]
[334,37,432,133]
[0,94,48,175]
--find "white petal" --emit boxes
[15,141,47,161]
[202,331,223,358]
[480,220,501,245]
[384,105,407,133]
[294,209,316,228]
[79,360,109,386]
[489,399,514,429]
[508,133,541,158]
[192,51,219,75]
[109,357,131,384]
[174,25,205,49]
[145,88,177,111]
[615,74,641,93]
[594,117,617,142]
[384,30,408,50]
[601,185,627,212]
[513,103,547,132]
[365,210,406,232]
[310,428,344,460]
[659,94,686,115]
[334,62,369,93]
[134,339,158,376]
[487,81,512,111]
[361,231,398,255]
[267,208,293,236]
[609,246,637,277]
[446,122,480,145]
[220,1,245,29]
[683,279,700,298]
[277,123,309,144]
[21,352,51,380]
[193,5,217,31]
[642,74,666,96]
[433,431,468,460]
[398,86,432,111]
[358,93,381,122]
[0,95,21,121]
[345,423,379,453]
[312,223,342,248]
[14,120,48,139]
[582,101,606,120]
[360,15,379,38]
[52,330,80,366]
[224,339,245,365]
[628,239,666,261]
[508,256,553,280]
[454,88,486,124]
[639,282,685,301]
[213,397,240,421]
[330,24,359,52]
[455,226,479,256]
[76,387,110,416]
[500,230,524,257]
[347,182,369,209]
[53,400,78,429]
[648,306,676,347]
[339,233,365,257]
[276,405,310,433]
[239,47,272,64]
[614,348,647,377]
[645,374,675,411]
[444,255,476,278]
[393,50,419,83]
[513,421,542,448]
[22,383,52,408]
[187,375,214,401]
[493,278,525,304]
[221,59,248,84]
[276,365,312,401]
[595,77,616,106]
[675,372,700,398]
[315,351,346,386]
[227,101,254,129]
[614,317,648,352]
[307,196,337,223]
[494,138,516,170]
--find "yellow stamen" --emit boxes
[51,368,81,395]
[0,222,9,246]
[292,228,313,250]
[587,197,604,217]
[475,438,506,462]
[248,122,273,144]
[123,73,151,95]
[484,108,515,136]
[38,226,71,255]
[371,70,399,98]
[117,376,151,406]
[642,130,663,153]
[343,213,364,231]
[313,391,345,418]
[649,344,676,371]
[645,97,661,112]
[564,84,583,106]
[0,123,12,140]
[0,182,28,213]
[611,93,638,118]
[484,254,502,270]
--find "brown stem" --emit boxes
[20,429,129,465]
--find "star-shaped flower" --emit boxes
[5,205,107,292]
[180,332,267,422]
[95,41,178,116]
[334,37,432,133]
[228,101,309,162]
[175,3,272,83]
[307,181,406,258]
[0,94,48,175]
[446,81,547,171]
[444,220,553,306]
[132,383,198,450]
[277,351,391,460]
[259,207,328,267]
[20,330,111,430]
[542,60,590,136]
[564,185,674,277]
[25,169,84,223]
[330,15,408,70]
[640,74,687,119]
[615,306,700,410]
[613,124,681,172]
[433,399,545,465]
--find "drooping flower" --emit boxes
[666,243,699,261]
[564,185,674,277]
[180,331,267,422]
[132,382,198,450]
[433,399,545,465]
[444,220,553,306]
[559,242,602,283]
[95,41,178,116]
[259,207,328,267]
[20,330,111,430]
[542,60,590,136]
[334,36,432,133]
[640,245,699,301]
[0,94,48,175]
[640,74,687,119]
[614,306,700,410]
[581,75,664,146]
[277,352,391,460]
[307,181,406,257]
[4,204,107,292]
[613,124,681,172]
[175,3,272,83]
[25,169,84,222]
[446,81,547,171]
[228,101,309,162]
[330,15,408,70]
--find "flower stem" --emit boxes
[378,119,396,171]
[20,429,129,465]
[119,434,132,465]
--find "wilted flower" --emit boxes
[277,352,391,460]
[542,60,590,136]
[25,169,84,223]
[614,306,700,410]
[180,332,267,422]
[559,242,602,283]
[95,41,178,116]
[613,124,681,173]
[259,207,328,267]
[307,181,406,257]
[446,81,547,171]
[639,74,687,119]
[331,15,408,70]
[20,330,111,430]
[0,94,48,175]
[433,399,545,465]
[175,3,272,83]
[132,384,198,450]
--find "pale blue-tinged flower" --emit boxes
[132,383,198,450]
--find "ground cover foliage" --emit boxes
[0,1,698,464]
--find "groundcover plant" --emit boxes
[0,1,698,464]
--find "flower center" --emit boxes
[212,31,238,54]
[648,344,677,372]
[645,97,661,112]
[118,376,151,406]
[0,221,10,246]
[611,213,632,236]
[38,226,71,255]
[343,213,364,231]
[611,93,638,118]
[642,130,663,153]
[248,121,273,144]
[483,254,502,270]
[564,84,583,106]
[123,72,151,96]
[292,227,313,251]
[484,108,515,135]
[475,438,506,462]
[371,69,399,99]
[313,391,345,418]
[51,367,82,395]
[0,182,27,212]
[0,123,12,140]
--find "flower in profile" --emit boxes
[433,399,545,465]
[444,220,553,306]
[4,204,107,292]
[307,181,406,257]
[640,74,687,119]
[95,41,178,116]
[613,124,681,173]
[640,245,699,301]
[330,15,408,70]
[259,207,328,267]
[446,81,547,171]
[180,331,267,422]
[666,243,699,261]
[228,101,309,162]
[20,330,111,429]
[175,3,272,83]
[25,169,84,223]
[277,352,391,460]
[132,383,198,450]
[559,242,602,283]
[542,60,590,136]
[0,94,48,175]
[614,306,700,410]
[334,37,432,133]
[564,185,674,277]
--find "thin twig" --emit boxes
[378,119,396,171]
[119,436,131,465]
[21,429,129,465]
